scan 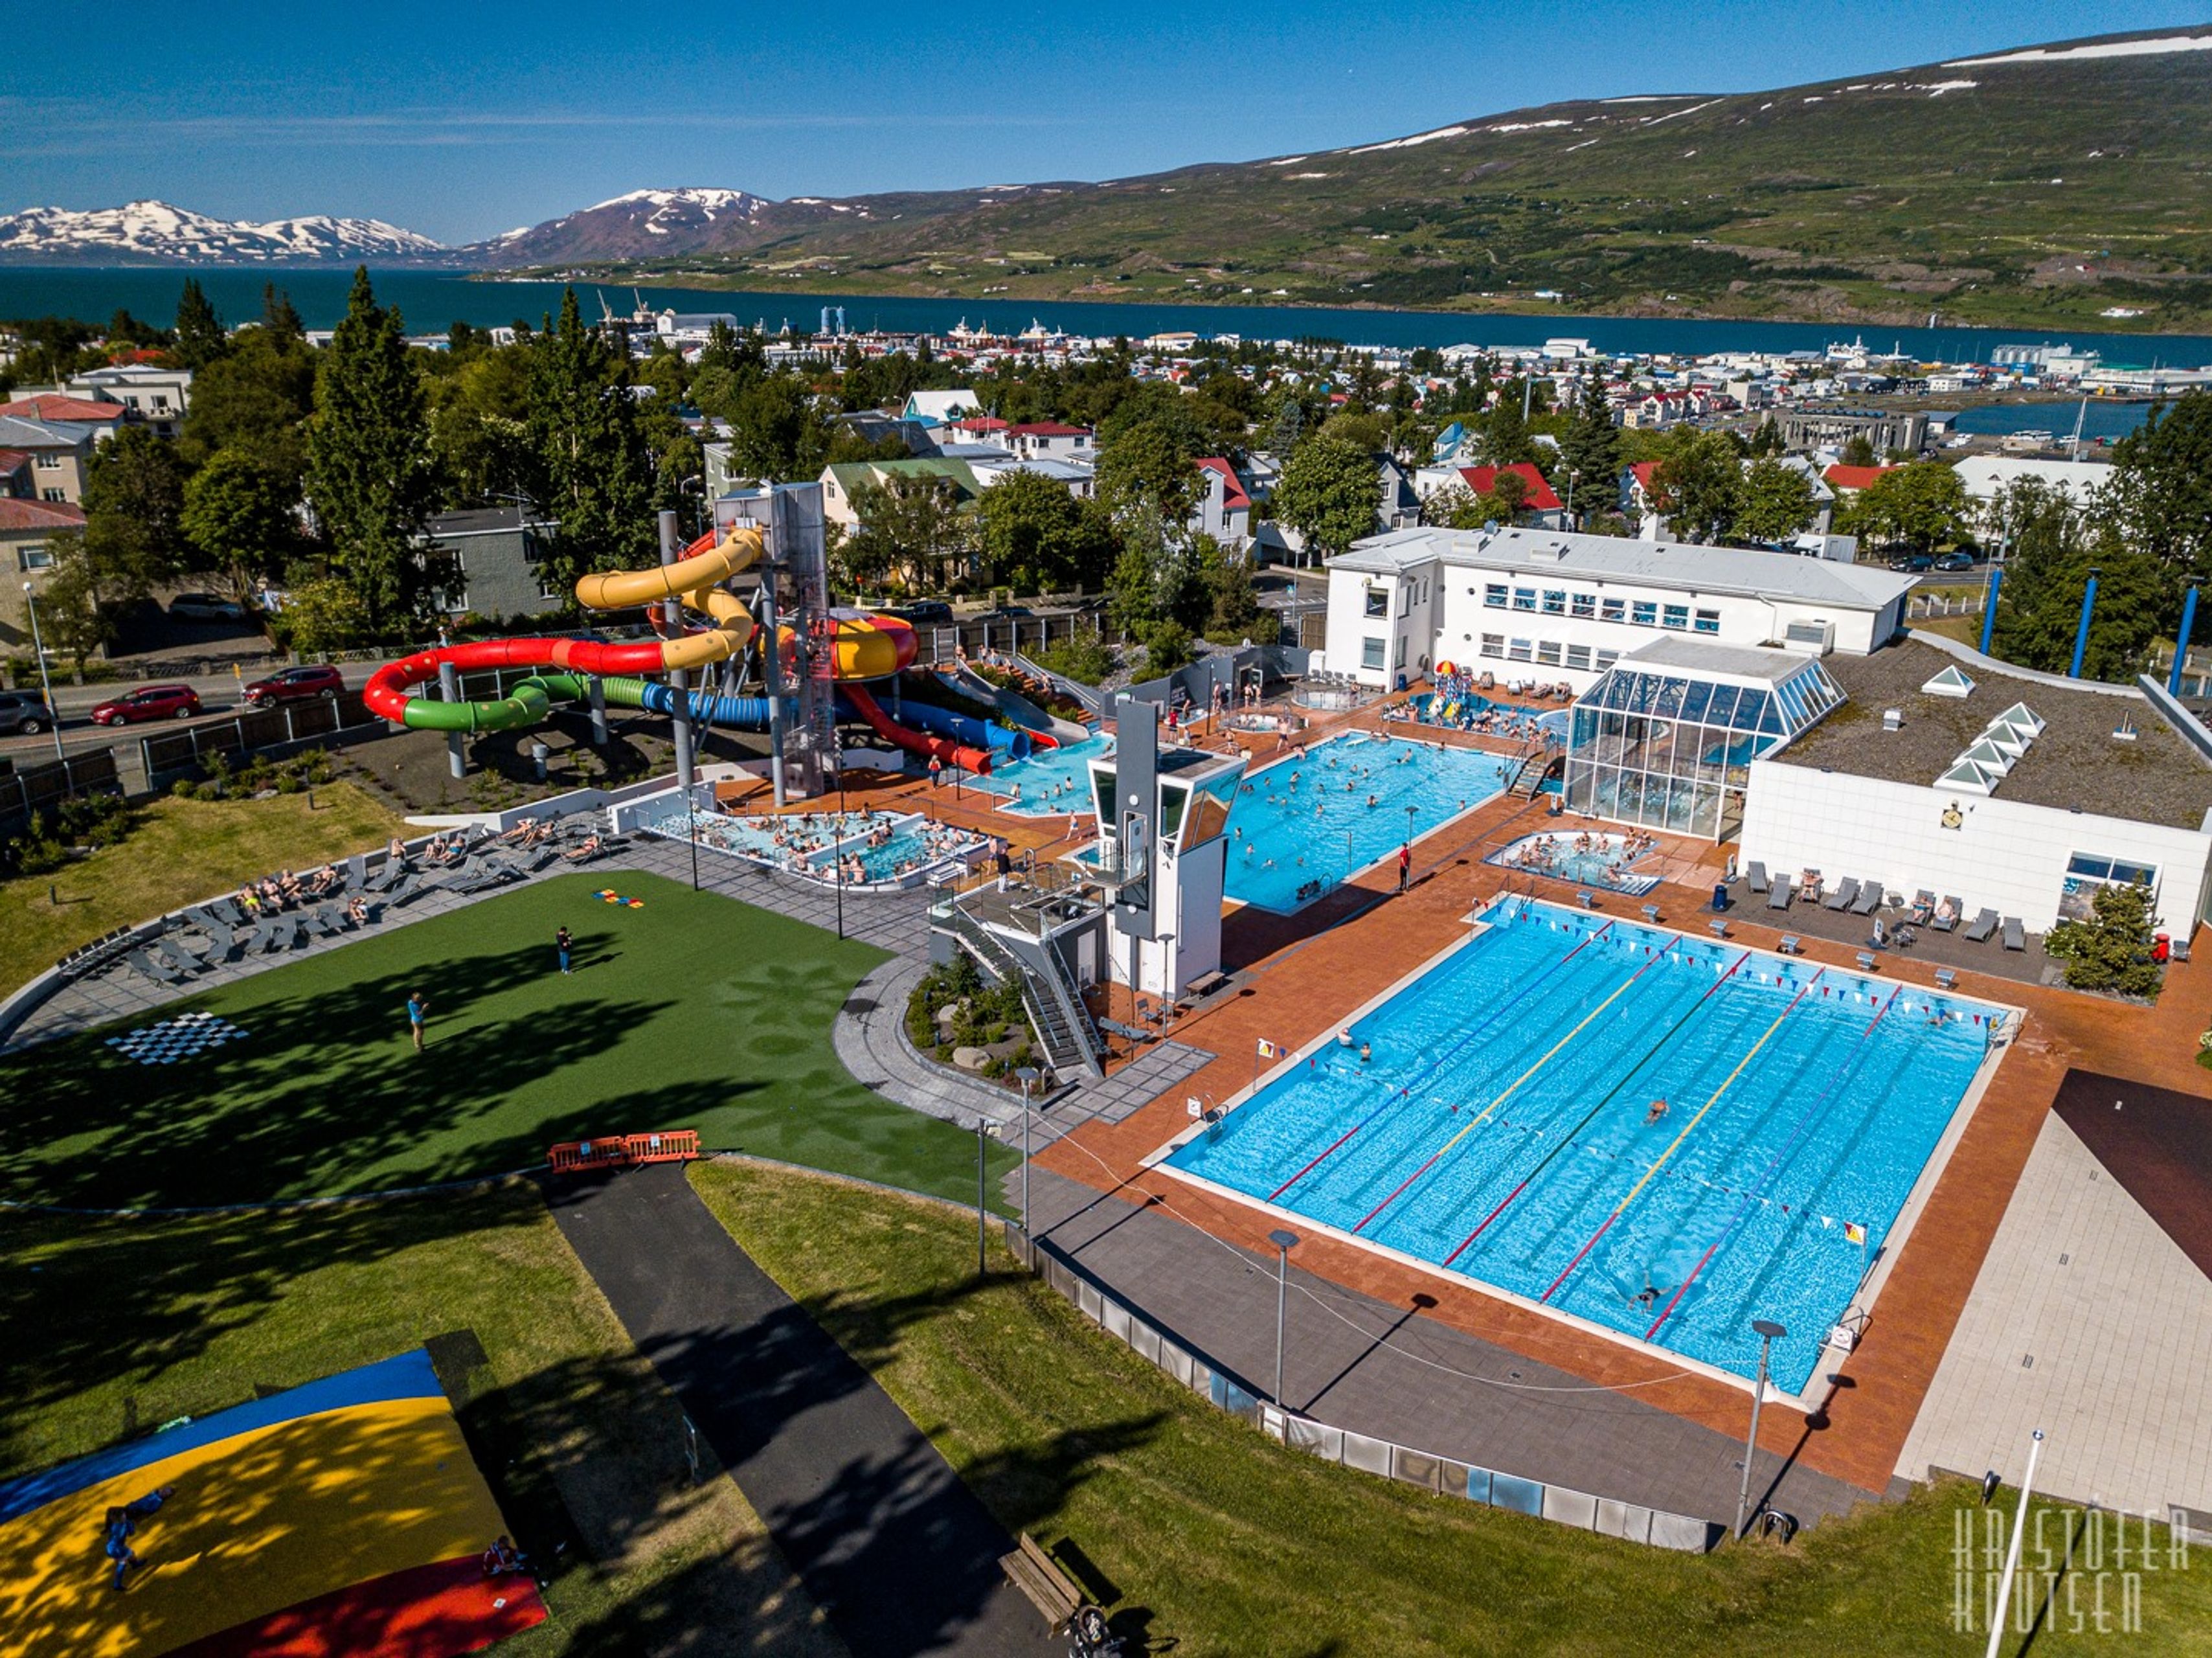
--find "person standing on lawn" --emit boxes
[556,926,572,976]
[407,990,429,1052]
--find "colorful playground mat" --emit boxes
[591,889,644,908]
[0,1350,545,1658]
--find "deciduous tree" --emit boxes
[1735,460,1818,545]
[1272,435,1378,562]
[183,448,298,599]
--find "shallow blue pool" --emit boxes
[962,734,1114,815]
[1224,733,1518,912]
[1164,898,2002,1392]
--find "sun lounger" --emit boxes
[280,915,306,950]
[240,917,277,954]
[210,896,245,927]
[1824,878,1858,913]
[156,937,205,975]
[525,845,563,874]
[1963,908,1998,944]
[1746,861,1770,894]
[1766,881,1792,911]
[128,948,184,986]
[365,857,401,892]
[2002,916,2024,951]
[305,905,341,938]
[1851,881,1882,916]
[198,917,239,961]
[1932,895,1963,933]
[388,872,427,907]
[344,854,367,894]
[1910,889,1936,925]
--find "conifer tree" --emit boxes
[526,288,653,593]
[172,278,228,369]
[304,268,438,633]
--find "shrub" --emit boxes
[1031,628,1118,687]
[2044,882,2163,997]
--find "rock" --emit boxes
[951,1045,993,1071]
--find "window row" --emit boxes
[1484,583,1717,633]
[1476,634,1620,674]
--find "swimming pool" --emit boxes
[1486,831,1661,896]
[962,734,1114,815]
[1162,898,2005,1394]
[1224,733,1518,913]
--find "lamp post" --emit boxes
[20,584,67,767]
[1734,1318,1785,1539]
[1983,1429,2046,1658]
[976,1117,990,1278]
[1015,1065,1042,1243]
[831,727,847,940]
[685,778,701,891]
[1269,1228,1300,1410]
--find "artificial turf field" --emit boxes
[0,872,1015,1210]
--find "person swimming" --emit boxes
[1647,1098,1669,1124]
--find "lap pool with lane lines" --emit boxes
[1162,898,2007,1394]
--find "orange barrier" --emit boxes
[547,1130,701,1173]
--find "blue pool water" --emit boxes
[1164,899,2002,1392]
[963,734,1114,815]
[1224,733,1518,913]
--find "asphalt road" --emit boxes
[0,661,385,763]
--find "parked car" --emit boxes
[0,688,55,734]
[1933,553,1977,573]
[242,664,344,707]
[1890,554,1936,573]
[90,684,203,725]
[891,601,955,627]
[168,591,248,621]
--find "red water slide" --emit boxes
[841,683,994,773]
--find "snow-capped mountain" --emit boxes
[464,188,777,264]
[0,200,449,265]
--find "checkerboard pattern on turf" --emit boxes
[105,1011,249,1065]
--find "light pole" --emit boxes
[21,584,66,767]
[1015,1065,1042,1244]
[831,727,847,940]
[976,1118,990,1278]
[1983,1429,2046,1658]
[685,779,701,891]
[1403,803,1416,889]
[1734,1318,1785,1539]
[1269,1228,1300,1411]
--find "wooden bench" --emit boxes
[999,1532,1085,1631]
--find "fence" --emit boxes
[1015,1227,1726,1553]
[1906,591,1986,620]
[0,749,124,837]
[137,694,385,785]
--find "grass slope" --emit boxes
[514,28,2212,332]
[0,871,1015,1209]
[0,1182,841,1656]
[0,784,403,995]
[694,1159,2212,1657]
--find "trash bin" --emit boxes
[1713,882,1730,913]
[1395,672,1408,692]
[2154,932,2171,963]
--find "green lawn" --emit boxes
[0,871,1016,1209]
[694,1161,2212,1658]
[0,783,403,995]
[0,1181,841,1657]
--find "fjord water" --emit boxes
[6,268,2212,365]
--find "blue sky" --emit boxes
[5,1,2206,243]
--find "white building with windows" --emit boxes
[1320,525,1916,690]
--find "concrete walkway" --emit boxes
[546,1163,1054,1658]
[1028,1166,1875,1528]
[1897,1108,2212,1518]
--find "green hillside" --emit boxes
[512,28,2212,332]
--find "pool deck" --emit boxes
[1030,703,2212,1511]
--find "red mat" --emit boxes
[168,1555,546,1658]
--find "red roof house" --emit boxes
[1457,462,1561,512]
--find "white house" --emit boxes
[1950,455,2113,519]
[969,454,1096,500]
[901,389,982,427]
[1321,523,1916,690]
[1008,422,1094,462]
[1192,457,1251,546]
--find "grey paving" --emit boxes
[1027,1166,1875,1529]
[1896,1113,2212,1516]
[548,1163,1053,1658]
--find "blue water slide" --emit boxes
[890,694,1032,758]
[632,679,774,729]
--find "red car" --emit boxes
[243,664,344,708]
[91,683,203,725]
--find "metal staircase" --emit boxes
[1505,748,1553,799]
[943,902,1104,1079]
